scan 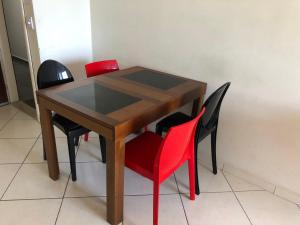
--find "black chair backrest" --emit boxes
[37,60,74,90]
[200,82,231,129]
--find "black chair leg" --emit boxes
[211,129,218,175]
[74,136,80,146]
[99,135,106,163]
[194,143,200,195]
[67,135,77,181]
[155,125,163,136]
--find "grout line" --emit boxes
[234,190,266,193]
[0,134,41,200]
[124,193,179,197]
[0,137,41,139]
[1,197,62,202]
[174,174,190,225]
[0,164,23,200]
[179,190,233,194]
[0,163,25,166]
[54,168,71,225]
[0,137,37,140]
[0,110,19,132]
[0,193,183,202]
[222,171,253,225]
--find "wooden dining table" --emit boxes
[37,66,207,225]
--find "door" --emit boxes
[1,0,40,110]
[0,62,8,105]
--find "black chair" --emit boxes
[155,82,230,195]
[37,60,106,181]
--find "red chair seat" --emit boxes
[125,131,163,180]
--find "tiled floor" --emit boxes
[0,105,300,225]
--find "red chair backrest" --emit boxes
[154,108,206,182]
[85,60,119,78]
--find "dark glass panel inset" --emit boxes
[123,70,185,90]
[58,83,140,115]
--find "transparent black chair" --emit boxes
[155,82,230,195]
[37,60,106,181]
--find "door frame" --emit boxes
[21,0,41,116]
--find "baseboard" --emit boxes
[223,163,300,204]
[223,163,276,193]
[275,186,300,205]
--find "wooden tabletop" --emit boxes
[37,66,207,140]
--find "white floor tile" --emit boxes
[0,199,61,225]
[124,195,187,225]
[13,111,36,120]
[236,191,300,225]
[65,162,106,197]
[0,120,41,138]
[25,138,72,163]
[0,105,18,120]
[3,163,70,200]
[56,197,109,225]
[54,127,67,138]
[0,120,7,130]
[182,192,251,225]
[124,169,178,195]
[0,139,36,164]
[76,138,102,162]
[0,164,20,197]
[88,131,98,138]
[223,172,264,192]
[40,126,66,139]
[176,162,231,194]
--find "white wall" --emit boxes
[2,0,28,60]
[91,0,300,195]
[32,0,92,80]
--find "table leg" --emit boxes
[191,91,205,117]
[39,104,59,180]
[106,138,125,225]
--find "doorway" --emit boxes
[0,62,8,105]
[1,0,35,108]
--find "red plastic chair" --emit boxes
[125,108,205,225]
[84,60,120,142]
[85,59,119,78]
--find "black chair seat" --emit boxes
[156,112,192,135]
[52,114,88,134]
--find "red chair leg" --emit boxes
[153,183,160,225]
[84,133,89,142]
[188,159,196,200]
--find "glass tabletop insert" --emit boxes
[58,82,141,115]
[123,70,186,90]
